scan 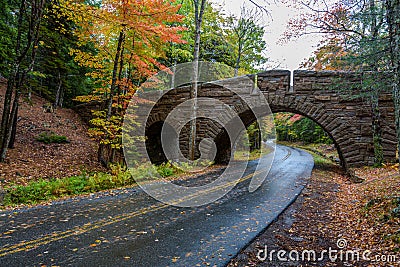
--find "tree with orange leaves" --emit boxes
[59,0,185,166]
[300,38,349,71]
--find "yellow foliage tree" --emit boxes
[58,0,185,166]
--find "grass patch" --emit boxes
[1,161,217,208]
[156,161,215,178]
[234,146,273,161]
[156,162,178,178]
[278,141,337,168]
[1,163,175,207]
[310,152,333,167]
[3,173,128,206]
[36,131,69,144]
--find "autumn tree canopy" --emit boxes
[58,0,185,165]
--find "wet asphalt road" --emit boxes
[0,145,313,267]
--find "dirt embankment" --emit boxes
[229,148,399,267]
[0,79,104,186]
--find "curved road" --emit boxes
[0,145,313,266]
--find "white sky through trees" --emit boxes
[211,0,323,70]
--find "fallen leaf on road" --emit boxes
[172,256,180,262]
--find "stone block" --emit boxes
[314,95,331,101]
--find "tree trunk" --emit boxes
[107,29,124,120]
[0,0,45,161]
[393,72,400,160]
[189,0,206,161]
[54,70,62,107]
[234,43,242,77]
[0,78,15,156]
[386,0,400,162]
[117,43,125,114]
[99,29,125,166]
[1,90,20,161]
[170,61,177,89]
[367,0,384,165]
[98,144,107,167]
[59,84,64,108]
[371,93,383,165]
[8,104,19,149]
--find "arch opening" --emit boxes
[272,111,341,164]
[146,118,232,166]
[214,108,345,168]
[214,109,275,164]
[145,121,176,164]
[271,107,345,168]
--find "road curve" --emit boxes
[0,145,313,266]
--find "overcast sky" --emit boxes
[211,0,322,70]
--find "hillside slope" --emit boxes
[0,79,104,186]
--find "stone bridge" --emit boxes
[139,70,397,169]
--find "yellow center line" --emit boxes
[0,203,167,257]
[0,169,263,257]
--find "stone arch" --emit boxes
[211,95,357,169]
[134,70,397,169]
[145,90,357,169]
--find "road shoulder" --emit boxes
[228,157,399,267]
